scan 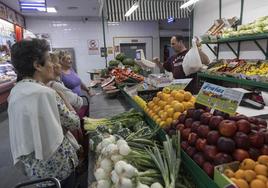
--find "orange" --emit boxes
[153,97,161,104]
[157,91,163,99]
[155,106,161,113]
[173,112,181,120]
[167,97,175,105]
[158,110,164,117]
[235,169,245,179]
[258,155,268,166]
[148,101,154,109]
[160,112,168,120]
[241,159,256,170]
[164,105,172,111]
[162,93,170,101]
[266,181,268,188]
[159,121,167,128]
[231,178,238,184]
[163,87,171,94]
[190,96,196,103]
[172,102,184,112]
[166,108,174,117]
[166,118,173,126]
[156,118,162,125]
[174,93,184,102]
[152,115,159,121]
[178,89,185,94]
[257,175,268,184]
[224,169,235,178]
[254,164,268,176]
[171,90,178,98]
[184,101,194,110]
[235,179,249,188]
[158,101,167,109]
[244,170,256,182]
[250,179,266,188]
[184,91,192,101]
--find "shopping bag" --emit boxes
[182,38,202,76]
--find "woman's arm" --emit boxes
[81,82,91,96]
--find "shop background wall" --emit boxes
[26,17,160,84]
[194,0,268,61]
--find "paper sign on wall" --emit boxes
[196,82,244,115]
[88,39,99,55]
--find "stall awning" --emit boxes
[106,0,189,22]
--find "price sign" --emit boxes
[196,82,244,115]
[160,78,192,89]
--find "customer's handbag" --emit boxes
[182,38,202,76]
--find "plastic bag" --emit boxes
[182,38,202,76]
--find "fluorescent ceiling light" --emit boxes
[180,0,199,9]
[125,2,139,17]
[47,7,57,13]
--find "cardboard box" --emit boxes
[214,162,239,188]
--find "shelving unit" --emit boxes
[202,33,268,60]
[197,72,268,91]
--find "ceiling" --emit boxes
[0,0,101,17]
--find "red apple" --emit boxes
[207,131,220,145]
[181,141,189,151]
[258,118,267,127]
[250,123,260,131]
[186,108,195,119]
[236,119,251,134]
[263,131,268,144]
[200,112,213,125]
[209,116,224,130]
[186,146,197,157]
[182,128,191,141]
[176,124,185,134]
[217,137,235,154]
[185,118,194,128]
[248,117,259,125]
[203,162,214,177]
[204,145,218,160]
[193,152,205,167]
[193,109,205,120]
[249,131,265,148]
[219,120,237,137]
[229,114,248,121]
[214,110,229,119]
[248,148,261,161]
[178,113,187,124]
[195,138,207,152]
[191,121,200,133]
[261,145,268,155]
[188,132,198,146]
[197,125,210,138]
[232,149,249,162]
[234,132,250,150]
[214,153,233,165]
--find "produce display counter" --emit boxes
[198,72,268,91]
[119,88,219,188]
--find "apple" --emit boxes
[209,116,224,130]
[188,132,198,146]
[234,132,250,150]
[197,125,210,138]
[232,149,250,162]
[193,109,205,121]
[178,113,187,124]
[193,152,205,167]
[204,145,218,160]
[214,153,233,165]
[182,128,191,141]
[200,112,213,125]
[203,162,214,177]
[181,141,189,151]
[248,117,259,125]
[258,118,267,127]
[207,131,220,145]
[195,138,207,152]
[185,118,194,128]
[176,124,185,134]
[214,110,229,119]
[249,131,265,148]
[217,137,236,154]
[219,120,237,137]
[248,147,261,160]
[186,108,195,119]
[250,123,260,131]
[186,146,197,157]
[263,131,268,144]
[236,119,251,134]
[191,121,200,133]
[229,114,248,121]
[261,145,268,155]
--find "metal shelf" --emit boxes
[197,72,268,91]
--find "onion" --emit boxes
[123,164,138,178]
[100,158,113,173]
[106,143,119,155]
[150,182,164,188]
[137,182,150,188]
[118,143,131,156]
[114,160,127,175]
[94,168,108,181]
[111,170,119,184]
[117,177,133,188]
[111,154,123,163]
[117,139,127,147]
[97,180,111,188]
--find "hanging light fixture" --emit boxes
[125,1,139,17]
[180,0,200,9]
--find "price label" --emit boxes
[165,78,192,90]
[196,82,244,115]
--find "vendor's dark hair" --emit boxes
[11,39,50,81]
[174,35,184,43]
